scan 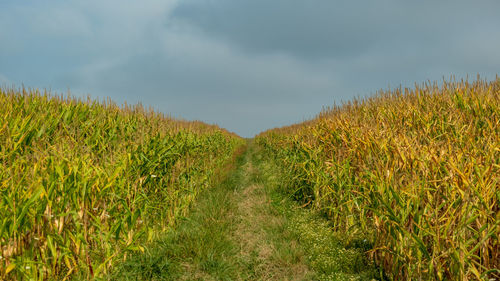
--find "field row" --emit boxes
[0,87,244,280]
[257,79,499,280]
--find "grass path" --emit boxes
[111,141,380,280]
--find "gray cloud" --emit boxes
[171,0,500,60]
[1,0,499,137]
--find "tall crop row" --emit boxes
[257,78,499,280]
[0,87,244,280]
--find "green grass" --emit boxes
[110,141,382,281]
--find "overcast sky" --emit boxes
[1,1,499,137]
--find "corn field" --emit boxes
[257,78,499,280]
[0,87,244,280]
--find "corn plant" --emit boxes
[257,78,499,280]
[0,87,244,280]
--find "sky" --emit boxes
[1,1,499,137]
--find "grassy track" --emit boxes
[111,141,379,281]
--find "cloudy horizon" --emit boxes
[1,0,499,137]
